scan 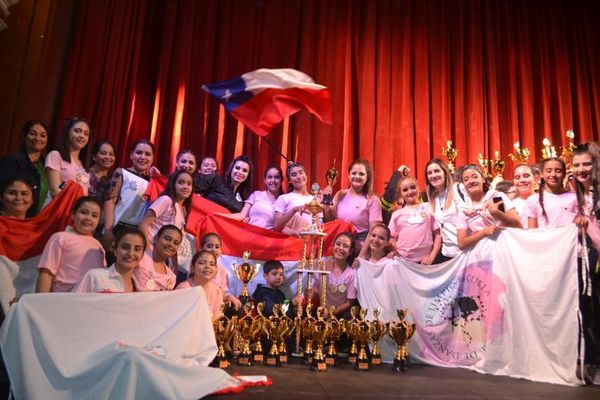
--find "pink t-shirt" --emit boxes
[134,251,176,291]
[456,192,515,232]
[147,195,186,243]
[511,197,530,229]
[274,192,319,230]
[72,264,138,293]
[526,191,578,228]
[314,264,357,308]
[389,203,438,263]
[176,279,223,320]
[37,228,106,292]
[211,263,230,294]
[245,190,277,229]
[45,150,90,193]
[335,191,382,234]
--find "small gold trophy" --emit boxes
[322,160,339,205]
[388,308,416,372]
[441,140,458,173]
[232,251,260,305]
[561,129,577,162]
[251,303,267,364]
[353,308,371,371]
[325,306,345,366]
[302,303,317,365]
[277,303,295,365]
[345,306,360,365]
[541,138,557,159]
[236,303,256,366]
[508,141,531,164]
[477,153,491,178]
[309,307,331,372]
[212,308,238,369]
[369,308,386,366]
[265,304,288,367]
[491,150,505,178]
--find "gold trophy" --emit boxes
[251,303,267,363]
[508,141,531,164]
[353,308,371,371]
[212,307,238,368]
[236,303,258,366]
[541,138,557,159]
[232,251,260,305]
[345,306,360,364]
[441,140,458,173]
[265,304,293,367]
[562,129,577,170]
[477,153,491,178]
[388,308,416,372]
[322,160,339,206]
[277,303,295,365]
[369,307,386,366]
[325,306,345,366]
[491,150,505,177]
[309,307,331,372]
[301,303,317,365]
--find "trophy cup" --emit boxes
[353,308,371,371]
[322,160,339,206]
[345,306,360,364]
[232,251,260,305]
[309,307,331,372]
[491,150,505,178]
[541,138,557,159]
[388,308,416,372]
[477,153,491,179]
[251,303,267,364]
[508,141,531,164]
[301,303,316,365]
[236,303,257,366]
[369,307,386,366]
[325,306,345,366]
[561,129,577,169]
[277,303,295,365]
[212,307,238,369]
[441,140,458,174]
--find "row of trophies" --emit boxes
[213,303,415,372]
[441,129,577,176]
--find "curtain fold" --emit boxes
[2,0,600,192]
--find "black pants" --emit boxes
[578,241,600,365]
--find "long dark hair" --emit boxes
[573,143,600,215]
[224,155,253,199]
[334,231,356,266]
[424,159,454,211]
[348,159,374,196]
[20,119,49,153]
[55,117,92,168]
[159,169,194,222]
[286,162,306,193]
[538,157,567,222]
[264,164,284,197]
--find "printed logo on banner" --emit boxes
[420,260,506,365]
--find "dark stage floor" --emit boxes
[207,359,600,400]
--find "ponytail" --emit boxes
[538,178,548,222]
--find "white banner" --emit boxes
[0,288,239,399]
[356,225,581,385]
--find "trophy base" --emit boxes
[392,358,408,372]
[325,356,336,366]
[371,356,382,366]
[311,359,328,372]
[347,355,357,364]
[266,356,280,367]
[253,353,264,363]
[212,356,230,369]
[279,354,288,365]
[355,358,370,371]
[237,356,252,366]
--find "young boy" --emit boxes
[252,260,299,317]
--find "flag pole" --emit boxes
[261,135,290,162]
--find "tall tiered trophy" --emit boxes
[508,141,531,163]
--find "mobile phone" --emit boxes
[493,197,505,212]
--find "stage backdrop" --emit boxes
[1,0,600,191]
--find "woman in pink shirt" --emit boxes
[45,117,92,198]
[325,160,382,250]
[222,165,283,230]
[36,196,106,292]
[176,250,224,321]
[389,176,440,264]
[134,224,181,291]
[200,232,242,310]
[73,227,146,293]
[457,164,520,250]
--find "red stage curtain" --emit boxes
[2,0,600,192]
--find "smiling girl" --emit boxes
[325,160,382,250]
[36,196,106,292]
[357,223,393,264]
[389,176,441,264]
[511,164,536,228]
[134,224,182,291]
[46,117,92,198]
[456,165,520,250]
[176,250,223,320]
[88,140,116,202]
[73,228,146,293]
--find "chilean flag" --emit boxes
[202,68,333,136]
